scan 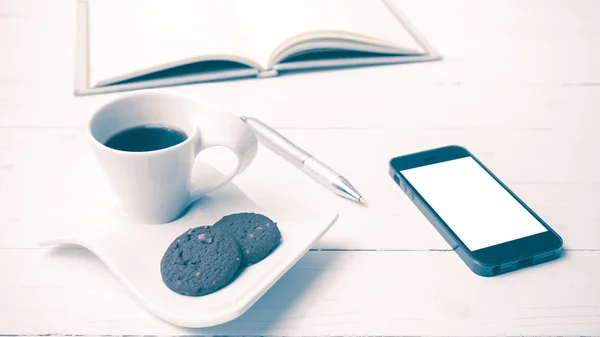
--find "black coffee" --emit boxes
[104,125,188,152]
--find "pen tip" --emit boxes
[240,116,247,122]
[358,196,366,204]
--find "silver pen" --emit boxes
[240,116,366,204]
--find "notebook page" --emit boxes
[88,0,259,86]
[233,0,425,67]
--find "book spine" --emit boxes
[257,69,278,78]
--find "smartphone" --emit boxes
[389,145,563,276]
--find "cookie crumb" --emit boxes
[248,233,254,238]
[195,272,200,277]
[197,233,213,244]
[256,225,263,230]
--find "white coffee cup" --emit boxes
[87,90,258,224]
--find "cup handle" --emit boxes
[188,116,258,202]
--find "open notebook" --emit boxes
[74,0,440,95]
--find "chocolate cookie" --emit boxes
[160,226,241,296]
[213,212,281,265]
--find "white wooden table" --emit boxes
[2,0,600,335]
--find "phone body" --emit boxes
[389,145,563,276]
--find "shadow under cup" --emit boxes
[88,92,204,224]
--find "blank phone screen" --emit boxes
[400,157,547,251]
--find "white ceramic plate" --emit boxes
[38,163,338,328]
